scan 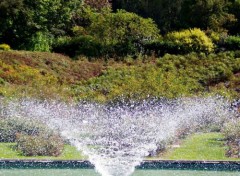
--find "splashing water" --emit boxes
[0,96,236,176]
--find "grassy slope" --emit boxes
[0,143,87,160]
[0,50,240,101]
[0,51,104,83]
[161,133,239,161]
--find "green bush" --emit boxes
[86,9,160,46]
[143,40,182,56]
[73,52,240,101]
[224,36,240,50]
[53,35,104,58]
[0,44,10,51]
[223,119,240,141]
[16,133,64,156]
[0,117,49,142]
[165,28,214,53]
[61,8,160,58]
[223,119,240,158]
[27,32,53,52]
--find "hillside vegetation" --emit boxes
[0,50,239,102]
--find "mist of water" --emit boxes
[0,96,236,176]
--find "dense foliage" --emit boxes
[0,50,239,101]
[71,52,240,102]
[113,0,238,34]
[0,117,50,142]
[53,8,160,58]
[164,28,214,53]
[16,133,64,156]
[223,118,240,158]
[0,0,239,58]
[0,0,82,49]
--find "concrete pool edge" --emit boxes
[0,160,239,171]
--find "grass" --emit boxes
[0,133,239,161]
[161,132,240,161]
[0,143,87,160]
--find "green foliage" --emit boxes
[0,44,10,51]
[228,0,240,35]
[73,63,200,101]
[73,52,240,101]
[84,0,111,11]
[113,0,237,33]
[223,119,240,158]
[165,28,214,53]
[0,0,83,49]
[53,35,103,58]
[54,8,160,58]
[0,50,104,99]
[0,117,49,142]
[113,0,185,33]
[224,36,240,50]
[0,50,240,102]
[27,32,53,52]
[143,40,179,56]
[158,52,240,85]
[67,8,160,58]
[16,133,64,156]
[223,119,240,141]
[182,0,236,32]
[89,9,160,44]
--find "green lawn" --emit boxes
[0,133,239,161]
[161,133,239,161]
[0,143,87,160]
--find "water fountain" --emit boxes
[0,96,238,176]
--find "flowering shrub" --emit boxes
[0,44,10,51]
[16,133,64,156]
[165,28,214,53]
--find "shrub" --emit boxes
[0,117,50,142]
[223,119,240,141]
[27,32,53,52]
[165,28,214,53]
[64,8,160,58]
[224,36,240,50]
[0,44,10,51]
[143,40,182,56]
[53,35,104,58]
[223,119,240,158]
[87,9,160,46]
[16,133,64,156]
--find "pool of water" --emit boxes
[0,169,239,176]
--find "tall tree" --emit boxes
[112,0,236,33]
[228,0,240,34]
[0,0,83,49]
[181,0,236,32]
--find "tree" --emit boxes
[228,0,240,34]
[84,0,111,11]
[85,9,160,45]
[0,0,83,49]
[112,0,185,33]
[181,0,236,32]
[112,0,237,33]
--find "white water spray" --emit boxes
[0,96,236,176]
